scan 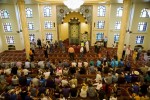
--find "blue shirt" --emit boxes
[96,60,101,67]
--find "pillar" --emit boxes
[117,0,131,60]
[38,4,44,41]
[18,0,30,60]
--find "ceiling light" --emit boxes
[63,0,84,11]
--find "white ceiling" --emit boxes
[0,0,150,4]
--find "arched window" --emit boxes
[0,9,10,19]
[116,7,123,17]
[97,6,106,17]
[25,8,33,18]
[6,36,15,44]
[44,6,52,17]
[27,22,34,30]
[45,21,53,29]
[138,22,147,32]
[46,33,53,41]
[3,23,12,32]
[115,21,121,30]
[136,36,144,44]
[114,34,120,42]
[96,33,104,41]
[97,21,105,29]
[140,8,149,18]
[29,34,35,42]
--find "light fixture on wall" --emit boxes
[126,29,132,34]
[63,0,84,11]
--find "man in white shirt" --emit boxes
[32,76,39,87]
[80,46,84,59]
[61,78,68,87]
[71,61,77,67]
[25,60,30,69]
[38,60,45,69]
[125,45,131,60]
[95,71,102,82]
[22,69,30,76]
[4,67,11,75]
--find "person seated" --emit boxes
[80,85,88,98]
[125,73,132,83]
[62,85,70,99]
[87,83,97,98]
[54,85,61,99]
[117,73,125,84]
[38,60,45,69]
[55,75,62,85]
[61,77,69,87]
[63,67,69,76]
[89,63,96,74]
[24,59,30,69]
[79,66,86,74]
[12,75,19,86]
[56,67,62,76]
[69,66,76,75]
[69,76,78,87]
[70,84,78,98]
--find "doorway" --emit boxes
[69,19,80,45]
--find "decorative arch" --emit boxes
[62,12,87,23]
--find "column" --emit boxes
[117,0,131,60]
[38,4,45,40]
[18,0,30,59]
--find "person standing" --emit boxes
[132,50,138,64]
[31,39,36,55]
[122,44,126,59]
[29,48,34,61]
[85,41,89,52]
[43,45,48,58]
[80,46,84,59]
[125,45,131,60]
[96,41,101,54]
[104,36,108,48]
[68,46,75,60]
[94,42,97,53]
[37,38,42,49]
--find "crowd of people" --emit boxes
[0,38,150,100]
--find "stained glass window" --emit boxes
[0,9,10,19]
[115,21,121,30]
[3,23,12,32]
[46,33,53,41]
[27,22,34,30]
[44,6,52,17]
[138,22,147,32]
[29,34,35,42]
[97,6,106,17]
[97,21,105,29]
[45,21,53,29]
[6,36,15,44]
[114,34,120,42]
[25,8,33,18]
[136,36,144,44]
[96,33,104,41]
[140,8,149,18]
[116,7,123,17]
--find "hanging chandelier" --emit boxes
[63,0,84,10]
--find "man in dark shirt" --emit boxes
[19,73,27,86]
[11,66,18,75]
[70,84,78,97]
